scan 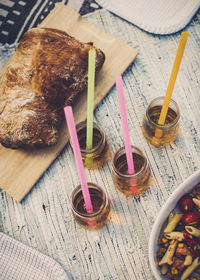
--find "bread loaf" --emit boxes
[0,28,105,148]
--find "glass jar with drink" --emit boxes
[71,183,111,229]
[142,97,180,147]
[76,121,111,169]
[112,145,151,196]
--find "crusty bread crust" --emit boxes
[0,28,105,148]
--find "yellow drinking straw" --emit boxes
[154,32,189,140]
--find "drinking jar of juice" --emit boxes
[142,97,180,147]
[112,146,151,196]
[75,121,111,169]
[71,183,111,229]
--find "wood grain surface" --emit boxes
[0,3,137,202]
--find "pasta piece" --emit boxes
[193,198,200,209]
[168,212,175,223]
[181,257,200,280]
[158,240,178,266]
[164,231,184,241]
[185,226,200,238]
[164,214,183,233]
[184,255,192,266]
[161,264,168,275]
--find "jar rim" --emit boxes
[71,183,107,218]
[112,146,148,178]
[146,96,180,129]
[76,121,105,154]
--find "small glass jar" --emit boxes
[112,146,151,196]
[142,97,180,147]
[75,121,111,169]
[71,183,111,230]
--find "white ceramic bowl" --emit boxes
[148,169,200,280]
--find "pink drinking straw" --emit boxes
[64,106,93,213]
[115,75,135,175]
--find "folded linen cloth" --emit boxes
[96,0,200,34]
[0,232,69,280]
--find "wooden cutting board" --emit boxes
[0,3,138,202]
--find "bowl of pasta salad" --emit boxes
[149,170,200,280]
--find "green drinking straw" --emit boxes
[86,49,96,150]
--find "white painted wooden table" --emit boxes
[0,5,200,280]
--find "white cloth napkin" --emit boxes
[96,0,200,34]
[0,232,69,280]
